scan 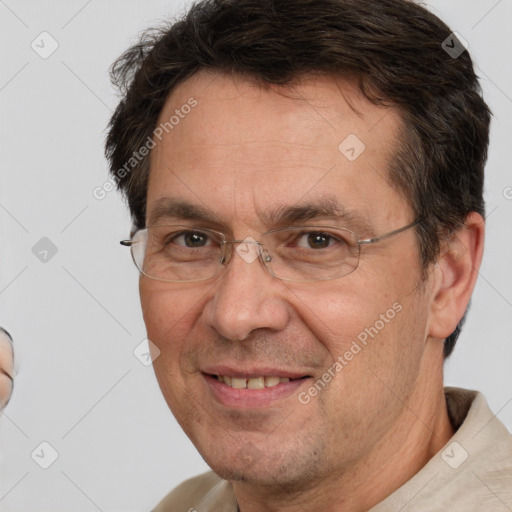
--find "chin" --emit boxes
[202,443,321,491]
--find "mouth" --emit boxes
[201,369,313,409]
[210,374,310,390]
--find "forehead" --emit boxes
[148,71,409,229]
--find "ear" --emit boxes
[428,212,485,340]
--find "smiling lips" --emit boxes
[203,370,311,408]
[215,375,294,389]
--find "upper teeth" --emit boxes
[218,375,290,389]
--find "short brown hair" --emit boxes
[105,0,491,356]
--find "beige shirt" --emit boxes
[153,388,512,511]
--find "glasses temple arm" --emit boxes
[359,218,423,245]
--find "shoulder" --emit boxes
[372,388,512,511]
[151,471,234,512]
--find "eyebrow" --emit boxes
[147,196,375,235]
[261,197,373,233]
[148,199,221,227]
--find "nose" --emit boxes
[202,243,290,341]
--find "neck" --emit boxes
[232,346,454,512]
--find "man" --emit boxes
[106,0,512,510]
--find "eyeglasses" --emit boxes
[120,219,422,283]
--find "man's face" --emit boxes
[141,71,434,487]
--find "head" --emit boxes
[107,0,490,358]
[0,328,14,409]
[106,0,489,493]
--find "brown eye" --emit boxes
[172,231,211,247]
[306,233,332,249]
[293,231,341,250]
[184,232,208,247]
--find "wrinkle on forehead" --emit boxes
[148,70,408,235]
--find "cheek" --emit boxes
[141,283,186,378]
[140,284,197,421]
[290,265,427,376]
[140,279,211,383]
[302,292,428,439]
[289,278,399,356]
[140,279,203,339]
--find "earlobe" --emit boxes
[428,212,485,340]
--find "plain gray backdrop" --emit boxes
[0,1,511,510]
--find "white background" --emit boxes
[0,1,511,510]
